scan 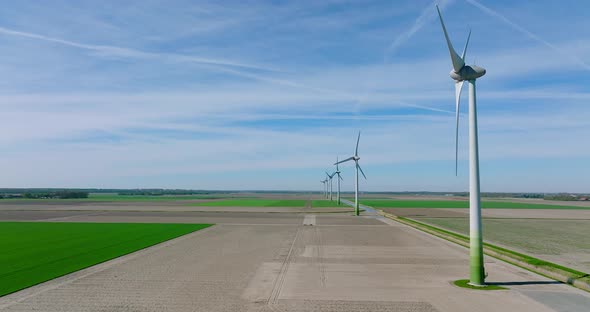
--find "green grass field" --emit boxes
[0,222,211,297]
[358,199,586,210]
[311,200,343,207]
[191,199,306,207]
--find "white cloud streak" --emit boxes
[385,0,454,60]
[465,0,590,71]
[0,26,279,72]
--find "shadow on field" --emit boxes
[487,281,563,286]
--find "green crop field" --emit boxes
[0,222,211,297]
[191,199,306,207]
[311,200,343,207]
[359,199,586,210]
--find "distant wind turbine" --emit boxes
[320,179,327,198]
[335,131,367,216]
[334,157,344,205]
[437,5,487,287]
[326,171,336,201]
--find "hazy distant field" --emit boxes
[360,199,586,209]
[415,217,590,272]
[0,194,229,202]
[87,194,229,201]
[0,222,211,296]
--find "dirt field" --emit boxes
[1,198,590,311]
[414,217,590,273]
[382,208,590,219]
[2,209,589,311]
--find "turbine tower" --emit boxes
[326,171,335,201]
[334,157,343,205]
[320,180,327,198]
[325,172,333,200]
[335,131,367,216]
[437,5,487,287]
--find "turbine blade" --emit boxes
[356,162,367,179]
[455,80,465,176]
[339,174,343,181]
[436,5,464,72]
[335,156,354,165]
[355,131,361,156]
[461,29,471,61]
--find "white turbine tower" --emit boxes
[321,179,327,198]
[325,172,333,199]
[326,171,335,201]
[437,5,487,287]
[334,157,344,205]
[335,131,367,216]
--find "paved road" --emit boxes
[1,207,589,311]
[339,198,376,213]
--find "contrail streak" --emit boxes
[465,0,590,71]
[0,26,279,72]
[384,0,454,60]
[0,26,449,115]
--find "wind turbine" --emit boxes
[326,171,335,201]
[320,179,327,198]
[437,5,487,287]
[325,172,333,199]
[334,157,344,205]
[335,131,366,216]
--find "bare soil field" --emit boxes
[3,210,589,311]
[415,217,590,273]
[0,202,353,214]
[383,208,590,219]
[490,198,590,208]
[381,208,468,218]
[371,195,590,207]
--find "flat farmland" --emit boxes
[360,199,586,209]
[0,222,211,296]
[191,199,307,207]
[413,217,590,273]
[311,200,344,207]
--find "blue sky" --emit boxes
[0,0,589,192]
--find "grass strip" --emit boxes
[453,279,507,290]
[0,222,212,297]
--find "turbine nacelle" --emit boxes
[450,65,486,82]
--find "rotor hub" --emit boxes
[450,65,486,81]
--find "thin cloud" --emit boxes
[384,0,454,60]
[0,26,279,72]
[465,0,590,71]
